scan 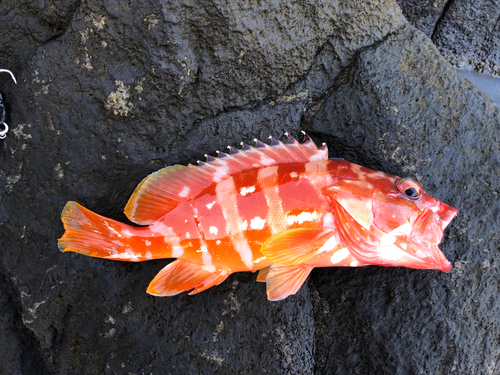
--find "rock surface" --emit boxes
[0,0,498,374]
[398,0,500,75]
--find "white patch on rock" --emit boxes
[209,226,218,235]
[206,201,216,209]
[145,240,151,246]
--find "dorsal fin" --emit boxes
[125,132,329,225]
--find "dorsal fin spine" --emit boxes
[125,132,328,225]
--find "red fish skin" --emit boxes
[59,134,457,300]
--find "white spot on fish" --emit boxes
[145,240,151,246]
[206,201,216,209]
[240,186,256,196]
[260,156,276,166]
[202,250,213,266]
[287,211,319,225]
[317,235,337,253]
[310,154,322,161]
[331,248,349,264]
[150,221,168,235]
[322,212,334,227]
[178,186,190,197]
[382,244,406,261]
[380,233,396,247]
[238,220,248,231]
[289,171,299,178]
[198,246,208,253]
[202,264,216,273]
[185,232,191,239]
[390,223,413,236]
[209,226,218,235]
[213,166,230,182]
[415,249,427,258]
[122,229,133,238]
[172,245,184,257]
[253,256,267,263]
[250,217,266,230]
[126,249,140,262]
[216,240,221,245]
[145,251,153,260]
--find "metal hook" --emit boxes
[0,69,17,84]
[0,69,17,139]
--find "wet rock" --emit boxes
[309,24,500,374]
[398,0,500,75]
[1,0,498,374]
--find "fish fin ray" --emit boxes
[266,265,313,301]
[125,133,327,225]
[189,270,230,295]
[256,266,270,282]
[58,201,152,261]
[147,260,226,296]
[260,229,334,266]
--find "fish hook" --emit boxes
[0,69,17,139]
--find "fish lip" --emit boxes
[439,206,458,231]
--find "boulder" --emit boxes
[0,0,498,373]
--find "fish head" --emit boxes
[324,164,458,271]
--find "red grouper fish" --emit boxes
[58,133,458,301]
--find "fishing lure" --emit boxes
[59,133,458,301]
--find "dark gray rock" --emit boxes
[1,0,498,374]
[309,24,500,374]
[397,0,449,37]
[398,0,500,75]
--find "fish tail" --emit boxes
[58,201,166,262]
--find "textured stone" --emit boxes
[1,0,499,374]
[398,0,500,75]
[310,24,500,374]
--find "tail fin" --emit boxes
[58,201,166,262]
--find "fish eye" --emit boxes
[395,178,422,200]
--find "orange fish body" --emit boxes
[59,133,458,300]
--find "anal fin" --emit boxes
[147,260,229,296]
[265,265,313,301]
[256,266,270,282]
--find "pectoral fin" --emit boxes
[264,265,313,301]
[260,228,335,266]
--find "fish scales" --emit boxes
[58,133,458,301]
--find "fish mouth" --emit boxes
[439,206,458,231]
[406,204,458,272]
